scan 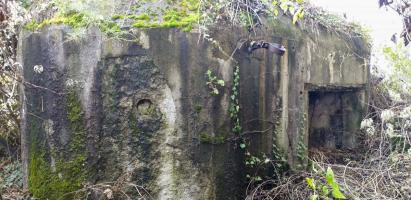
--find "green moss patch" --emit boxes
[67,90,87,153]
[25,0,200,33]
[200,133,226,144]
[25,12,121,36]
[29,142,87,200]
[28,90,88,199]
[120,9,199,31]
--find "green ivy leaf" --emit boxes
[331,182,346,199]
[325,167,335,186]
[272,8,279,16]
[298,10,305,18]
[321,185,329,196]
[309,194,318,200]
[213,88,219,95]
[289,6,295,15]
[292,14,298,24]
[240,143,246,149]
[305,177,316,190]
[217,79,225,86]
[280,2,288,12]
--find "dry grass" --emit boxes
[247,77,411,200]
[247,149,411,200]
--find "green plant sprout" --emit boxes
[305,167,347,200]
[206,69,225,95]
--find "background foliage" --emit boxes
[0,0,27,158]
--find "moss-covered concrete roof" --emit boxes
[24,0,371,45]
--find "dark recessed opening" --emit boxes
[136,99,154,115]
[308,91,345,150]
[308,89,364,163]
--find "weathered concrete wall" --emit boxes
[18,16,370,199]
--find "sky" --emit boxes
[310,0,402,46]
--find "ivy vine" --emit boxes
[229,65,242,137]
[206,69,225,95]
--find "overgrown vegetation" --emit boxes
[0,0,22,159]
[0,159,25,199]
[381,42,411,98]
[20,0,308,39]
[1,0,410,199]
[302,5,371,40]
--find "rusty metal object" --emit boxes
[247,40,286,56]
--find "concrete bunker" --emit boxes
[18,12,370,198]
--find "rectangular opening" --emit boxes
[308,90,362,152]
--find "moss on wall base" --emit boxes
[29,145,87,200]
[28,90,88,199]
